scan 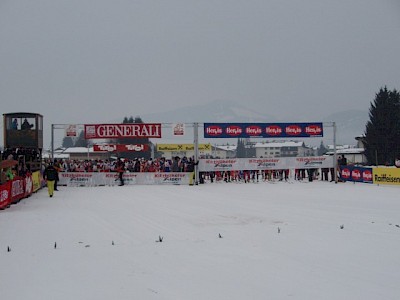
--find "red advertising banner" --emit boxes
[93,144,149,152]
[0,181,11,209]
[85,124,162,139]
[11,176,25,204]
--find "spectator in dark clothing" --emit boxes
[21,118,33,130]
[43,162,59,197]
[116,158,125,186]
[172,156,180,172]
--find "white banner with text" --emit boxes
[198,156,334,172]
[58,172,192,186]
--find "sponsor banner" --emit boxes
[204,122,323,138]
[0,181,11,209]
[58,172,191,186]
[373,167,400,185]
[173,123,185,136]
[24,174,33,197]
[198,156,333,172]
[11,176,25,203]
[93,144,149,152]
[84,123,162,139]
[339,166,373,183]
[32,171,42,192]
[65,124,77,137]
[157,144,211,152]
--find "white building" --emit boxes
[211,144,237,159]
[254,141,315,158]
[326,144,367,165]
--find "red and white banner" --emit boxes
[85,123,162,139]
[11,176,25,203]
[93,144,149,152]
[58,172,191,186]
[198,156,334,172]
[65,124,77,137]
[0,181,11,209]
[173,123,185,136]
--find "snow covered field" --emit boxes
[1,181,399,300]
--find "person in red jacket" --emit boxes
[116,158,125,186]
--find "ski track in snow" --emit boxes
[1,181,400,300]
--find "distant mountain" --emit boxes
[142,100,278,123]
[322,110,369,145]
[140,101,368,146]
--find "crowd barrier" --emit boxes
[58,172,192,186]
[339,166,400,185]
[0,170,42,210]
[198,156,334,171]
[2,165,398,210]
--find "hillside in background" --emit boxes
[141,100,369,146]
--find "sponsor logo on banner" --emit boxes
[85,124,162,139]
[95,144,117,152]
[285,125,302,136]
[205,125,223,137]
[65,124,77,137]
[204,123,323,138]
[373,167,400,185]
[0,188,9,204]
[305,124,323,135]
[362,170,372,181]
[155,173,186,184]
[94,144,149,152]
[11,178,25,203]
[250,158,279,168]
[226,125,243,136]
[266,125,283,136]
[338,166,373,184]
[157,144,211,151]
[199,156,333,172]
[341,168,351,179]
[351,169,362,180]
[245,125,262,136]
[25,176,33,196]
[173,123,185,136]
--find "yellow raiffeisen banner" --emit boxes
[373,167,400,185]
[31,170,42,192]
[157,144,211,151]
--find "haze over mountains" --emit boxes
[141,100,369,146]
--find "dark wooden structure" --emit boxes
[2,112,43,171]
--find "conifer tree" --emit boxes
[364,87,400,165]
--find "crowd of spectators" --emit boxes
[0,148,41,182]
[1,147,41,164]
[47,156,198,173]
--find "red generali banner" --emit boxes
[84,124,162,139]
[93,144,149,152]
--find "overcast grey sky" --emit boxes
[1,0,400,147]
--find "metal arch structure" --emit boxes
[51,121,337,185]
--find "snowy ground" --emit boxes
[1,181,399,300]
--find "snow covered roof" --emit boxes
[215,145,237,151]
[42,153,70,159]
[63,147,94,153]
[326,148,365,155]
